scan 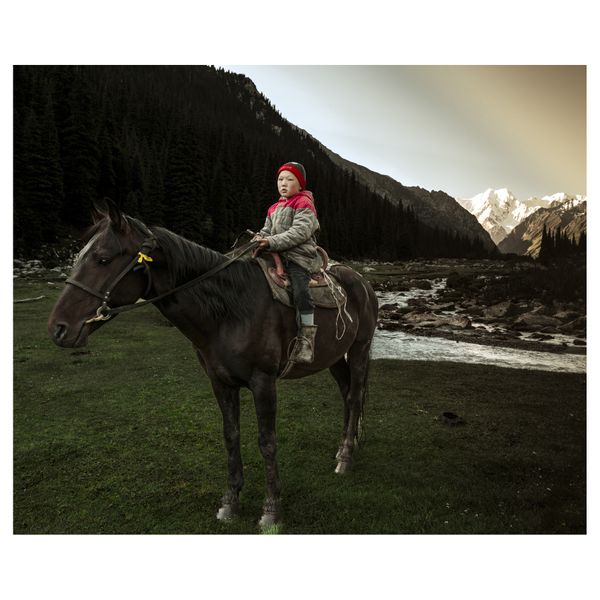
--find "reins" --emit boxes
[66,237,259,324]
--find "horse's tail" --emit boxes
[357,342,372,444]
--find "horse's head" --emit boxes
[48,199,153,348]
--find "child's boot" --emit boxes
[292,325,318,364]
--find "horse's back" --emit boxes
[329,265,378,313]
[328,264,379,339]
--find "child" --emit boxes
[254,162,321,363]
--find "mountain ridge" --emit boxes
[498,195,587,257]
[288,124,496,252]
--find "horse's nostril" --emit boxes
[54,323,68,342]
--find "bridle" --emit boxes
[66,237,158,324]
[65,236,258,325]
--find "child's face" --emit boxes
[277,170,302,198]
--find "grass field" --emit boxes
[14,278,586,534]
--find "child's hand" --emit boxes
[257,238,270,250]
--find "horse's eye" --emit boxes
[98,257,111,265]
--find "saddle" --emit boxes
[255,248,348,309]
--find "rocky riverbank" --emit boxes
[355,257,586,355]
[13,259,70,281]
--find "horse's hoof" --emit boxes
[259,512,276,527]
[258,497,282,530]
[216,503,238,521]
[258,512,282,532]
[335,458,352,474]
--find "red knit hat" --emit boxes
[277,162,306,189]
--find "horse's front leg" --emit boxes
[249,371,282,528]
[210,377,244,521]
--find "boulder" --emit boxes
[380,303,399,311]
[514,312,562,328]
[441,291,463,301]
[483,300,520,319]
[429,302,456,311]
[529,333,553,341]
[378,321,404,331]
[409,279,432,290]
[403,312,471,330]
[538,326,560,334]
[407,299,428,309]
[447,315,472,329]
[553,310,581,322]
[404,311,439,324]
[531,304,555,316]
[559,316,586,334]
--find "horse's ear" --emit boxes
[91,199,106,224]
[93,197,126,231]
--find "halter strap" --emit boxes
[64,277,106,300]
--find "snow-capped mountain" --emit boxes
[457,188,584,245]
[457,188,548,244]
[539,192,586,209]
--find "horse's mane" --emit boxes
[126,217,260,323]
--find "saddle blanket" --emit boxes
[255,257,348,309]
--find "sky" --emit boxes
[223,65,586,201]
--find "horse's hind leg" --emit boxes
[329,358,351,461]
[211,378,244,521]
[248,371,282,528]
[335,340,371,474]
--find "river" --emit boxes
[371,285,586,374]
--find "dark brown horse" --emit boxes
[48,201,378,528]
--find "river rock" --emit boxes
[441,290,463,301]
[553,310,581,322]
[429,302,455,311]
[404,311,439,324]
[572,339,586,346]
[483,300,520,319]
[409,279,432,290]
[378,321,404,331]
[529,333,553,341]
[559,316,586,334]
[407,298,428,308]
[380,303,399,311]
[387,311,404,321]
[446,315,472,329]
[539,326,560,334]
[514,313,562,328]
[403,312,471,330]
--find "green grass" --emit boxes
[14,279,586,534]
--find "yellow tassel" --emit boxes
[137,252,154,263]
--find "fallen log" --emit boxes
[14,295,46,304]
